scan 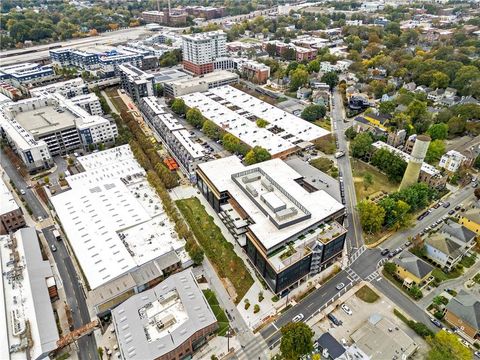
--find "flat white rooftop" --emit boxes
[198,156,344,252]
[51,145,185,289]
[0,177,20,215]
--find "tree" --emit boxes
[406,100,428,123]
[408,285,423,300]
[363,173,373,190]
[474,187,480,200]
[378,101,396,115]
[244,146,271,165]
[280,322,314,360]
[202,120,221,140]
[379,198,411,229]
[266,43,277,57]
[351,132,373,159]
[301,104,326,122]
[289,68,309,91]
[427,123,448,140]
[447,116,466,136]
[307,59,320,73]
[425,140,446,164]
[321,71,339,91]
[189,243,204,265]
[345,127,357,140]
[155,83,164,96]
[171,98,186,115]
[222,133,244,154]
[384,261,396,275]
[186,108,205,128]
[256,118,269,128]
[357,200,385,234]
[371,149,407,183]
[427,331,472,360]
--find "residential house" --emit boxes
[444,291,480,341]
[297,87,312,100]
[459,206,480,235]
[393,253,434,288]
[313,90,330,107]
[439,150,467,173]
[354,113,390,132]
[403,82,416,92]
[424,220,476,271]
[387,129,407,148]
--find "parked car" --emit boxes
[430,317,442,328]
[448,210,455,215]
[20,189,26,195]
[455,205,461,211]
[327,313,342,326]
[341,304,353,315]
[474,351,480,358]
[459,338,470,349]
[443,202,450,208]
[50,244,57,252]
[404,241,411,247]
[381,248,390,256]
[292,313,304,322]
[433,203,440,209]
[336,283,346,291]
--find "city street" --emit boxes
[43,226,98,360]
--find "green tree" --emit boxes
[171,98,186,115]
[307,59,320,73]
[280,322,314,360]
[289,68,309,91]
[379,198,411,229]
[301,104,326,122]
[384,261,396,275]
[447,116,466,136]
[256,119,269,128]
[244,146,271,165]
[378,101,396,115]
[345,127,357,140]
[427,330,472,360]
[321,71,339,90]
[363,173,373,190]
[406,99,428,123]
[452,65,480,96]
[425,140,446,164]
[351,132,373,159]
[371,149,407,183]
[202,120,221,140]
[189,243,204,265]
[222,134,244,154]
[286,61,299,75]
[357,200,385,234]
[408,285,423,300]
[155,83,164,96]
[427,123,448,140]
[186,108,205,128]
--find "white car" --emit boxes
[20,189,26,195]
[341,304,353,315]
[292,313,304,322]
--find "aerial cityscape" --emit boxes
[1,0,480,360]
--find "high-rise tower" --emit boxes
[399,135,431,190]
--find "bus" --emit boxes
[53,229,61,241]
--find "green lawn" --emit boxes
[352,159,398,200]
[314,118,331,131]
[203,289,229,336]
[432,267,463,282]
[309,157,338,178]
[314,134,336,155]
[459,253,476,268]
[176,198,254,303]
[355,285,380,303]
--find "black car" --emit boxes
[443,202,450,208]
[417,214,425,221]
[327,313,342,326]
[448,210,455,215]
[381,248,389,256]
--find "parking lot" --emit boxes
[311,285,429,359]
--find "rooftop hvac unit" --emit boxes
[246,184,258,197]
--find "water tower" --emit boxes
[399,135,431,190]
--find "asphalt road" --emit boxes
[0,149,48,220]
[43,226,98,360]
[259,271,354,348]
[330,89,364,253]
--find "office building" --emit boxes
[197,156,346,295]
[0,227,59,360]
[112,269,217,360]
[0,62,55,87]
[372,141,447,189]
[139,97,205,181]
[163,70,238,97]
[0,93,117,172]
[181,31,227,75]
[0,178,25,235]
[50,146,191,314]
[118,64,155,103]
[180,86,329,158]
[439,150,467,173]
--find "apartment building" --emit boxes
[439,150,467,173]
[235,59,270,84]
[181,31,227,75]
[163,70,238,97]
[0,62,56,87]
[118,63,155,103]
[185,5,226,19]
[196,156,346,295]
[30,78,89,99]
[142,10,188,26]
[0,178,25,235]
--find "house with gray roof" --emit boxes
[445,291,480,341]
[393,253,434,287]
[111,269,218,360]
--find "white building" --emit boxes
[439,150,467,173]
[320,60,352,73]
[0,62,55,87]
[163,70,238,97]
[29,78,88,99]
[0,228,59,360]
[50,146,191,309]
[139,97,205,181]
[70,93,103,116]
[181,30,227,75]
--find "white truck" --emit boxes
[334,151,346,159]
[53,229,61,241]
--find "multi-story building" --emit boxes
[0,178,25,235]
[0,62,56,87]
[392,253,434,288]
[196,156,346,295]
[51,146,191,315]
[139,97,205,181]
[50,47,143,77]
[263,41,317,62]
[185,5,226,19]
[118,64,155,103]
[459,206,480,235]
[0,93,117,172]
[0,82,21,100]
[444,291,480,341]
[181,31,227,75]
[163,70,238,97]
[112,269,218,360]
[235,59,270,84]
[371,141,447,189]
[30,78,88,99]
[70,93,103,116]
[142,10,188,26]
[439,150,467,173]
[180,85,329,159]
[0,227,59,360]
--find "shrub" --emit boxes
[254,304,260,313]
[258,291,264,302]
